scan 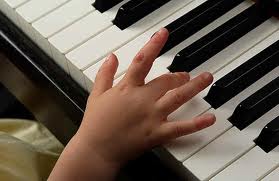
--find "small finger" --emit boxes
[91,53,119,97]
[155,113,216,141]
[156,72,213,115]
[124,28,169,86]
[145,72,190,100]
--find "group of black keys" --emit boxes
[91,0,278,153]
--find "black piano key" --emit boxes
[168,5,271,73]
[160,0,245,55]
[255,116,279,153]
[113,0,171,30]
[257,0,279,17]
[93,0,124,13]
[204,40,279,109]
[229,77,279,130]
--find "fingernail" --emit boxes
[202,72,213,81]
[203,113,216,126]
[203,113,215,119]
[151,32,157,39]
[105,53,113,64]
[151,28,168,40]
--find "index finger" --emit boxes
[123,28,169,86]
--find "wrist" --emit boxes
[73,131,122,173]
[49,133,121,181]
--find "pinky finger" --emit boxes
[155,113,216,142]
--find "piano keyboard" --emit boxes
[0,0,278,180]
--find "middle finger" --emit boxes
[155,72,213,116]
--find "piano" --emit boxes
[0,0,278,180]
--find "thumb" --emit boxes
[91,53,119,97]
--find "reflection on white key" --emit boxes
[165,63,278,162]
[16,0,69,23]
[212,141,279,181]
[49,0,128,54]
[183,95,279,180]
[262,167,279,181]
[0,0,26,26]
[165,109,231,162]
[32,0,95,38]
[84,33,150,83]
[67,0,196,71]
[49,11,112,53]
[84,0,251,85]
[83,0,212,83]
[147,1,253,82]
[4,0,28,8]
[101,0,130,20]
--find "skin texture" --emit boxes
[48,28,216,181]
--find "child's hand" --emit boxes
[78,28,215,166]
[49,28,215,181]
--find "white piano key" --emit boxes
[16,0,69,23]
[85,0,247,83]
[67,0,198,71]
[49,10,112,54]
[0,0,21,26]
[1,0,38,43]
[48,0,129,54]
[101,0,130,20]
[67,60,87,90]
[212,144,279,181]
[262,167,279,181]
[46,1,124,89]
[185,126,254,181]
[94,4,258,154]
[165,66,278,163]
[165,109,232,162]
[84,1,252,87]
[49,45,71,74]
[183,91,279,181]
[32,0,96,38]
[84,33,150,83]
[4,0,29,8]
[146,1,253,82]
[124,1,255,84]
[84,74,94,92]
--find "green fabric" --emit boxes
[0,119,64,181]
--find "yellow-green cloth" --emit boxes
[0,119,64,181]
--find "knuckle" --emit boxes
[198,73,212,87]
[175,73,187,84]
[162,73,181,87]
[173,92,184,107]
[162,74,174,83]
[118,83,130,93]
[173,125,184,138]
